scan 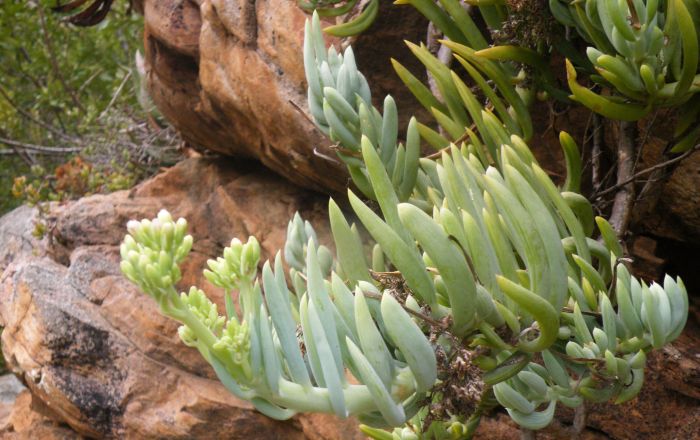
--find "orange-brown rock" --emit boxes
[141,0,428,194]
[1,390,82,440]
[0,158,365,439]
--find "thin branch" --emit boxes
[424,127,474,159]
[361,290,448,329]
[1,63,44,90]
[608,121,637,236]
[595,144,699,197]
[426,17,452,138]
[572,403,587,439]
[591,113,604,193]
[426,22,447,103]
[0,149,63,157]
[0,84,74,141]
[99,70,132,119]
[0,137,81,154]
[77,68,104,94]
[633,110,658,171]
[289,99,317,126]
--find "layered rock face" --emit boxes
[140,0,428,193]
[0,159,363,439]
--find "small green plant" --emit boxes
[11,154,146,237]
[120,11,689,438]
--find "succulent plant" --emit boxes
[554,0,700,153]
[298,0,379,36]
[120,8,690,440]
[552,0,700,129]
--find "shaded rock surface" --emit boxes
[140,0,428,193]
[0,158,363,439]
[1,388,82,440]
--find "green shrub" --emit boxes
[120,3,692,438]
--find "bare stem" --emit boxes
[0,136,82,154]
[361,290,447,329]
[572,403,587,439]
[595,144,699,197]
[608,120,637,237]
[591,113,604,194]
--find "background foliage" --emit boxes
[0,0,179,215]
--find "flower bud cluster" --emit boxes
[120,209,193,300]
[204,237,261,289]
[177,287,226,347]
[213,318,252,381]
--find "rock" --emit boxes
[0,374,26,429]
[634,131,700,245]
[0,158,363,439]
[141,0,429,193]
[1,390,82,439]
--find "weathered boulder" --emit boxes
[141,0,428,194]
[0,158,364,439]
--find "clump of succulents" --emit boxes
[120,6,691,439]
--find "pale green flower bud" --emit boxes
[161,221,174,251]
[181,287,225,335]
[213,318,252,380]
[174,218,187,244]
[121,234,136,254]
[203,269,222,287]
[158,250,173,273]
[240,237,260,279]
[205,257,236,290]
[178,325,197,347]
[120,261,136,283]
[224,239,243,273]
[126,219,141,236]
[175,235,193,262]
[145,262,160,283]
[399,427,418,440]
[157,209,173,224]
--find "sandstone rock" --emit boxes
[1,390,82,440]
[0,374,26,430]
[638,150,700,245]
[0,158,364,439]
[141,0,429,193]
